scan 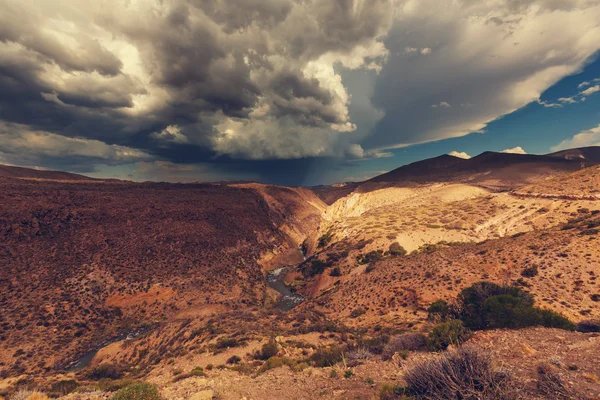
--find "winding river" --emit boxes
[266,248,306,311]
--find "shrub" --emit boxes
[521,265,538,278]
[226,355,241,365]
[404,347,515,399]
[378,384,407,400]
[427,300,451,322]
[388,242,407,256]
[536,363,573,400]
[258,340,279,360]
[458,282,574,331]
[576,319,600,333]
[347,347,374,362]
[427,320,471,351]
[50,379,79,396]
[344,370,354,379]
[350,307,366,318]
[310,346,345,367]
[458,282,534,330]
[382,333,427,360]
[10,391,49,400]
[111,382,162,400]
[329,267,342,277]
[87,363,124,380]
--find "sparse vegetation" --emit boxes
[382,333,427,360]
[111,382,162,400]
[427,320,472,351]
[403,347,515,399]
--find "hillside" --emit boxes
[362,151,598,192]
[1,156,599,400]
[0,164,93,181]
[0,177,325,376]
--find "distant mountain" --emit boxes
[361,147,600,192]
[548,146,600,162]
[0,164,93,181]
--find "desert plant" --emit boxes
[111,382,161,400]
[11,391,50,400]
[226,355,241,365]
[576,319,600,333]
[427,300,452,322]
[389,242,407,256]
[427,320,471,351]
[382,333,427,360]
[536,363,573,400]
[457,282,574,331]
[310,346,345,367]
[403,347,515,399]
[50,379,79,396]
[87,363,124,380]
[521,265,538,278]
[258,339,279,360]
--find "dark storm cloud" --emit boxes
[2,0,598,184]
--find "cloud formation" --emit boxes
[501,146,527,154]
[362,0,600,150]
[551,124,600,151]
[448,151,471,159]
[0,0,599,182]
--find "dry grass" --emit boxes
[403,347,516,400]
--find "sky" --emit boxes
[0,0,600,186]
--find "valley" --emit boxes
[1,149,600,400]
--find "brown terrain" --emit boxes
[1,147,599,400]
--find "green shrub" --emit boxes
[344,370,354,379]
[111,382,162,400]
[458,282,534,330]
[388,242,407,256]
[521,265,538,278]
[226,355,242,364]
[87,363,124,380]
[457,282,574,331]
[258,340,279,360]
[427,299,451,322]
[427,320,471,351]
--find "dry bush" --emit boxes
[536,363,575,400]
[11,392,49,400]
[403,347,516,400]
[347,347,374,361]
[382,333,427,360]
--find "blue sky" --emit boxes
[334,54,600,184]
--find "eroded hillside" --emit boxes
[0,178,325,376]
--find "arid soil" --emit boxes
[1,151,599,399]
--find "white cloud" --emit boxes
[362,0,600,151]
[501,146,527,154]
[551,123,600,151]
[151,125,189,144]
[558,96,578,104]
[581,85,600,96]
[448,151,471,159]
[431,101,451,108]
[537,99,562,108]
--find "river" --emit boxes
[266,248,306,311]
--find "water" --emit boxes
[266,247,306,311]
[267,266,304,311]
